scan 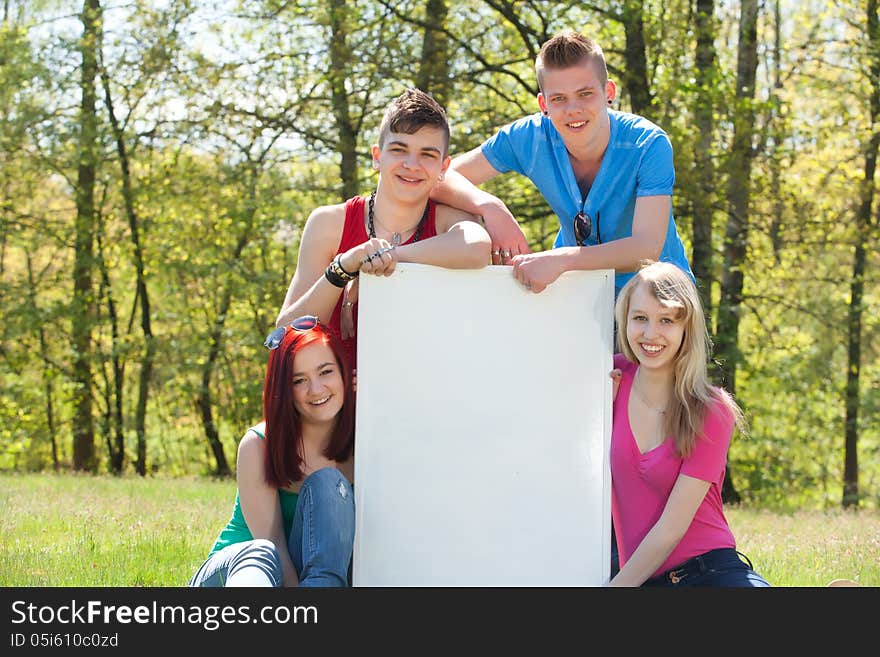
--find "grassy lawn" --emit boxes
[0,473,231,586]
[1,473,877,587]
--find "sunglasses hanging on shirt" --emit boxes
[573,210,600,246]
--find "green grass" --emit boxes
[1,473,877,586]
[726,507,879,586]
[0,473,231,586]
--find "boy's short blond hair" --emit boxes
[535,30,608,90]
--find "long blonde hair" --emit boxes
[615,261,746,457]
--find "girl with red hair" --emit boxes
[189,316,355,587]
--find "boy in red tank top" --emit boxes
[275,88,491,369]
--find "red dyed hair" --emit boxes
[261,322,355,488]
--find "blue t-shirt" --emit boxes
[481,110,694,294]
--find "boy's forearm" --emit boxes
[434,165,515,219]
[557,234,664,274]
[276,274,344,328]
[397,222,491,269]
[431,169,492,214]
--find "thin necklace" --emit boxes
[633,368,668,415]
[367,190,427,245]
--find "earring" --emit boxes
[607,99,613,106]
[438,173,444,182]
[372,160,379,170]
[542,110,549,116]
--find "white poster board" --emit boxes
[352,263,614,586]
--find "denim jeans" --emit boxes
[610,522,620,578]
[190,466,354,588]
[290,466,355,587]
[642,548,771,587]
[188,539,283,587]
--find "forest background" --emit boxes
[1,0,877,511]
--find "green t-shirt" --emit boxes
[208,427,299,555]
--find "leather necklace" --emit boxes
[367,190,427,245]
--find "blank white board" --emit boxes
[352,263,614,586]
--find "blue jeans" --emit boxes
[188,539,283,587]
[642,548,771,587]
[290,467,355,587]
[610,522,620,578]
[190,467,354,588]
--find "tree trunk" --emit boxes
[844,242,867,509]
[72,0,102,471]
[843,0,880,508]
[95,229,125,473]
[716,0,759,504]
[621,0,652,115]
[26,253,59,471]
[197,337,231,477]
[100,69,154,477]
[768,0,784,262]
[328,0,359,201]
[416,0,450,107]
[691,0,717,317]
[196,165,263,477]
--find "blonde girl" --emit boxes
[608,261,769,587]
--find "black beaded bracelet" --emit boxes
[324,254,358,288]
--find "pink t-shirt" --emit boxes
[611,353,736,578]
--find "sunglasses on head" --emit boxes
[263,315,319,350]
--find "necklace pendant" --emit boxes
[367,189,426,244]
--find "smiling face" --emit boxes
[625,282,686,374]
[371,127,451,201]
[291,341,345,426]
[537,61,615,150]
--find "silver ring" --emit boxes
[502,250,511,258]
[492,249,501,256]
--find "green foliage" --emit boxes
[0,1,877,508]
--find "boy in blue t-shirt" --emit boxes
[433,30,693,297]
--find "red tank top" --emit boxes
[328,195,438,370]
